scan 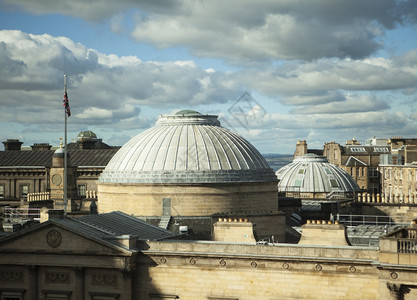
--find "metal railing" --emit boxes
[3,206,41,220]
[334,213,410,227]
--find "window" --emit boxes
[374,147,389,153]
[330,179,339,188]
[90,295,120,300]
[298,169,305,174]
[369,167,379,178]
[350,147,366,152]
[1,291,23,300]
[77,184,86,197]
[20,184,28,199]
[0,185,4,199]
[42,291,71,300]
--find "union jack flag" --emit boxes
[63,89,71,117]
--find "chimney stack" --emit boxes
[2,139,23,151]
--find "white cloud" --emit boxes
[243,53,417,98]
[290,94,390,114]
[0,30,241,129]
[4,0,417,62]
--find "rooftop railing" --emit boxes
[3,206,41,221]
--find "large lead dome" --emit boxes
[99,110,276,183]
[97,110,278,221]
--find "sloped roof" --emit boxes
[342,145,390,155]
[0,150,54,167]
[345,156,367,167]
[73,211,175,241]
[0,149,118,168]
[69,149,119,166]
[0,211,176,251]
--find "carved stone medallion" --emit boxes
[51,174,62,186]
[46,230,62,248]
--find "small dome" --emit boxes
[276,154,360,194]
[174,109,202,116]
[99,110,276,183]
[53,147,65,158]
[77,130,97,140]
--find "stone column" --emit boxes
[26,265,38,300]
[73,267,84,300]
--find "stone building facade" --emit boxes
[322,138,386,194]
[379,164,417,204]
[0,135,118,213]
[1,213,417,299]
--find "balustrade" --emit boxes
[398,238,417,254]
[27,192,50,202]
[355,192,417,205]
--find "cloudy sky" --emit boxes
[1,0,417,154]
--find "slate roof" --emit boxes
[345,156,367,167]
[0,149,118,168]
[68,149,119,167]
[0,150,54,167]
[72,211,175,241]
[346,224,403,247]
[0,211,176,253]
[341,145,390,155]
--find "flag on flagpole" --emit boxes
[63,89,71,117]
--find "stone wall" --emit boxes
[137,241,385,300]
[97,181,278,216]
[213,218,256,243]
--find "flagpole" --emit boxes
[64,74,68,216]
